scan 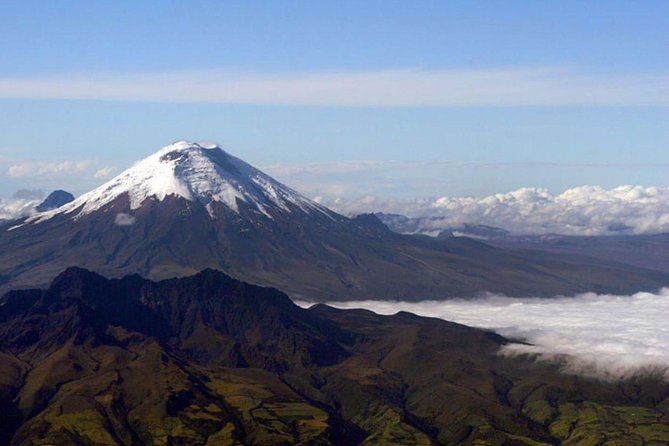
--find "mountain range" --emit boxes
[2,268,668,445]
[0,141,667,300]
[377,213,669,274]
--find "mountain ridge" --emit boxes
[1,268,668,445]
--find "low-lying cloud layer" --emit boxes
[324,185,669,236]
[300,289,669,380]
[0,197,42,221]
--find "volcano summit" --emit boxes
[27,141,334,224]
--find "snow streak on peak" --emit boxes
[26,141,333,224]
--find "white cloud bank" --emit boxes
[325,185,669,236]
[0,190,47,221]
[0,67,667,106]
[0,197,40,221]
[299,289,669,380]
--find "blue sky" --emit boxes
[0,0,667,199]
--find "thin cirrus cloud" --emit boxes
[0,67,667,106]
[7,160,93,178]
[296,288,669,381]
[263,160,410,176]
[265,159,669,177]
[1,158,115,197]
[94,166,116,179]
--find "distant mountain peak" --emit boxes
[35,190,74,212]
[27,140,332,224]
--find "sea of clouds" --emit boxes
[325,185,669,236]
[298,288,669,380]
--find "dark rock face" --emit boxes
[0,269,668,445]
[35,190,74,212]
[0,267,349,369]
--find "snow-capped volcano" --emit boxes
[29,141,332,224]
[2,140,667,302]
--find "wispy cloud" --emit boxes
[265,159,669,177]
[94,166,116,179]
[0,67,667,106]
[7,160,93,178]
[114,213,136,226]
[297,289,669,380]
[264,160,397,176]
[0,155,119,199]
[11,189,44,200]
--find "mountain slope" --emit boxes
[26,141,331,223]
[377,212,669,274]
[487,232,669,274]
[1,269,668,445]
[0,141,667,300]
